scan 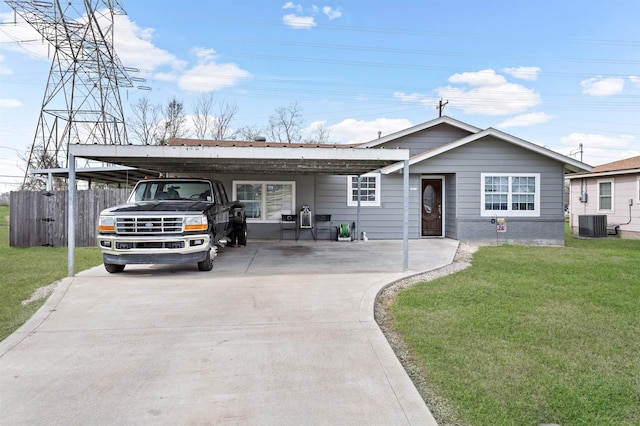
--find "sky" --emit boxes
[0,0,639,192]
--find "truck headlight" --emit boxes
[184,215,208,232]
[98,216,115,233]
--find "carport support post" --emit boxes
[403,160,409,271]
[68,152,76,277]
[356,176,361,242]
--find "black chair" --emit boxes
[313,214,333,240]
[280,214,298,240]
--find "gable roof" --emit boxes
[566,155,640,179]
[592,155,640,173]
[379,127,591,174]
[357,115,481,148]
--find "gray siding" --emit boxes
[314,174,420,240]
[220,135,567,245]
[220,174,315,240]
[444,174,457,239]
[377,123,474,155]
[412,136,566,245]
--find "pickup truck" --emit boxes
[97,178,246,273]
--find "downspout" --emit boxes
[68,150,76,277]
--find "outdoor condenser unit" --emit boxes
[578,215,607,238]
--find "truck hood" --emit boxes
[101,201,212,215]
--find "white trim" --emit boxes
[380,128,591,175]
[481,173,541,217]
[358,116,481,148]
[232,180,296,223]
[566,168,640,179]
[597,179,614,213]
[421,175,446,237]
[347,173,381,207]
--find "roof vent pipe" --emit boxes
[255,136,267,142]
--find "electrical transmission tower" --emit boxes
[5,0,135,188]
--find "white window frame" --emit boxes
[347,173,381,207]
[232,180,296,223]
[481,173,540,217]
[597,179,614,213]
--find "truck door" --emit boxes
[213,182,229,237]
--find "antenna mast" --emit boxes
[5,0,134,188]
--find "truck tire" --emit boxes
[197,248,214,271]
[105,263,125,273]
[237,222,247,246]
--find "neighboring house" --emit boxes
[171,116,590,245]
[566,155,640,239]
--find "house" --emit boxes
[566,155,640,239]
[168,116,590,245]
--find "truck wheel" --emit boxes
[105,263,125,273]
[197,249,214,271]
[237,222,247,246]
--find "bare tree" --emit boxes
[18,148,61,190]
[192,94,239,140]
[304,122,331,144]
[192,93,215,139]
[158,97,188,145]
[236,124,265,142]
[129,96,161,145]
[211,101,239,140]
[268,101,304,143]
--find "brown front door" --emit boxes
[422,179,442,237]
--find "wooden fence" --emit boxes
[10,189,130,247]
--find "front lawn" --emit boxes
[392,233,640,425]
[0,205,103,341]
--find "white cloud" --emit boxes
[112,15,184,73]
[628,75,640,87]
[329,117,413,144]
[0,98,23,108]
[0,12,50,59]
[502,66,541,81]
[323,7,342,20]
[0,53,12,75]
[449,69,507,86]
[282,2,303,12]
[395,69,541,116]
[497,112,552,128]
[560,133,638,166]
[442,69,541,115]
[178,61,251,93]
[394,92,438,107]
[282,14,317,29]
[581,76,625,96]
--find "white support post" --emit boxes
[68,152,76,277]
[403,159,409,271]
[356,176,361,242]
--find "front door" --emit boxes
[422,179,442,237]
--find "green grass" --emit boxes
[0,204,103,341]
[392,231,640,425]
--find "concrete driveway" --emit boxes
[0,239,458,425]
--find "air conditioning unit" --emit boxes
[578,215,607,238]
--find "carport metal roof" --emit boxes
[68,143,409,176]
[66,143,412,276]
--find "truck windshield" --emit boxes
[129,181,213,202]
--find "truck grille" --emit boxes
[115,216,184,234]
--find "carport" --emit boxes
[66,142,410,276]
